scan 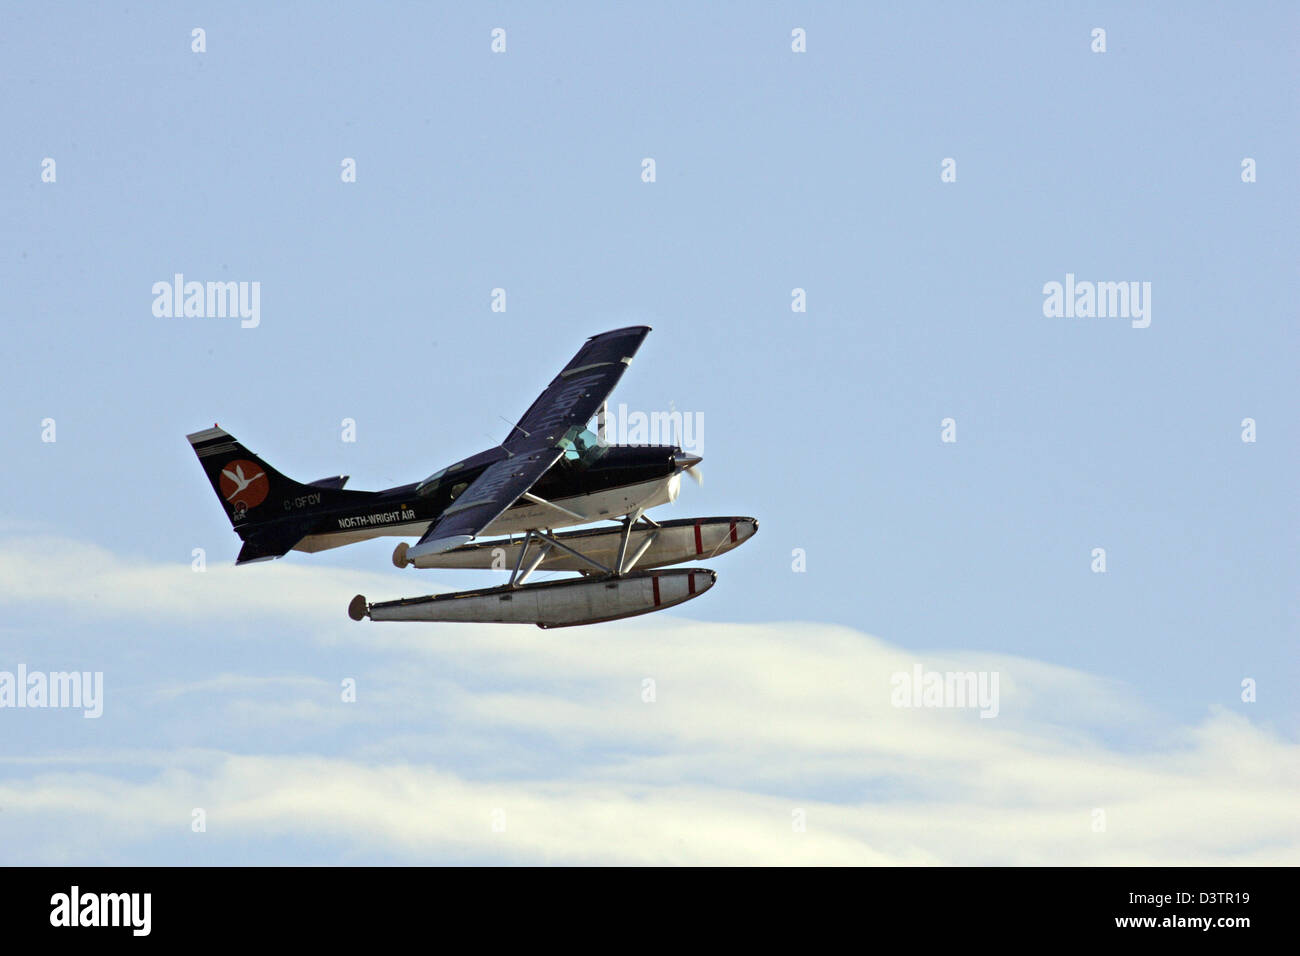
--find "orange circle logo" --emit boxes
[219,459,269,511]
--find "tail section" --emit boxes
[186,425,349,563]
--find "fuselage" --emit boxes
[291,443,683,553]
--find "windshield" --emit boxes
[556,426,608,469]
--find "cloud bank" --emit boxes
[0,535,1295,865]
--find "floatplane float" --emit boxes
[188,326,757,627]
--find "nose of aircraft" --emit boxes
[671,450,703,471]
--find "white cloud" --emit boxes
[0,534,408,624]
[0,535,1296,864]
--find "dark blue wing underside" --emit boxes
[506,325,651,451]
[408,326,651,558]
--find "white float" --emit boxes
[350,567,716,628]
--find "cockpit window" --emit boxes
[416,461,465,497]
[556,426,607,469]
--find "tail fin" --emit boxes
[186,425,345,563]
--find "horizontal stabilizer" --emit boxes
[235,522,312,564]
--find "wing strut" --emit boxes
[521,492,588,523]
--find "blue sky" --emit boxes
[1,3,1296,864]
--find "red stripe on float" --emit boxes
[694,520,703,555]
[652,574,661,606]
[729,520,737,543]
[688,571,696,595]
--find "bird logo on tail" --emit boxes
[219,460,269,510]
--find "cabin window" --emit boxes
[556,426,607,469]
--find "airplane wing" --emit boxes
[406,447,565,559]
[405,326,651,561]
[505,325,651,450]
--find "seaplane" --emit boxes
[187,326,757,627]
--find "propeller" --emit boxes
[671,451,703,486]
[668,400,703,485]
